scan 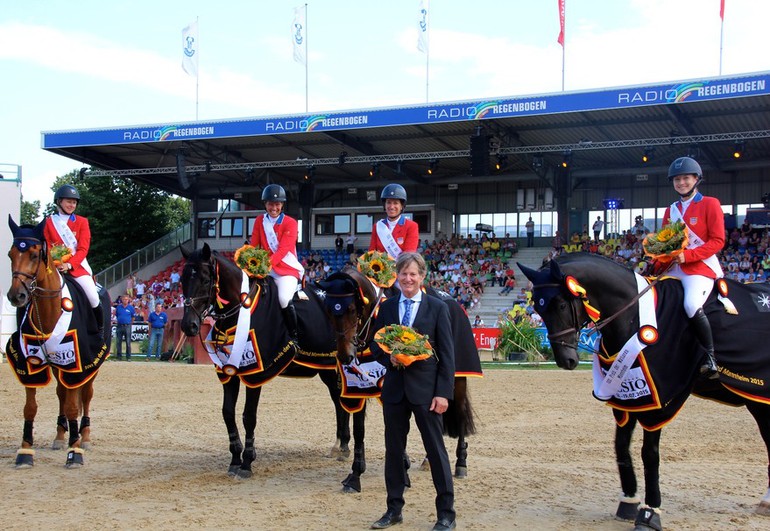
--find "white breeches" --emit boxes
[666,265,715,317]
[73,274,100,308]
[270,271,299,308]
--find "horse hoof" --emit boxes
[51,439,66,450]
[236,469,253,480]
[756,501,770,516]
[341,474,362,493]
[616,500,640,521]
[454,465,467,478]
[419,458,430,472]
[15,449,35,468]
[80,441,92,451]
[633,507,662,531]
[227,465,240,477]
[65,448,84,468]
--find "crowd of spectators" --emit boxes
[113,270,184,323]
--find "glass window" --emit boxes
[219,218,244,238]
[198,218,216,238]
[412,211,430,233]
[356,213,374,234]
[247,217,256,237]
[334,214,351,234]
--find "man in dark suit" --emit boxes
[370,252,456,531]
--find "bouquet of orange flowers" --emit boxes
[51,244,72,267]
[357,250,397,288]
[374,324,434,368]
[643,220,689,264]
[233,244,272,278]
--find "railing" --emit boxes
[96,222,192,289]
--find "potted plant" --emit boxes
[495,309,550,363]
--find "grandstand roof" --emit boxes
[41,71,770,208]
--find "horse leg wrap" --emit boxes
[242,438,256,464]
[57,415,68,432]
[634,506,662,531]
[615,496,640,521]
[65,447,85,468]
[67,419,80,448]
[15,448,35,468]
[23,420,34,446]
[79,416,91,433]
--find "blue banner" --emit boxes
[42,72,769,149]
[535,327,600,356]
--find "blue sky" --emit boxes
[1,0,768,207]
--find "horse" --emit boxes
[179,243,365,481]
[518,252,770,530]
[5,216,111,468]
[319,265,480,493]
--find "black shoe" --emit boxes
[432,518,457,531]
[700,353,719,379]
[371,512,403,529]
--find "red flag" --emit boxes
[720,0,725,20]
[557,0,566,46]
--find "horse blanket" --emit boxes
[597,277,770,430]
[291,285,338,370]
[5,275,108,389]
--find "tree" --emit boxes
[49,172,190,272]
[20,197,41,225]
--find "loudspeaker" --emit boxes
[176,152,190,190]
[469,135,490,176]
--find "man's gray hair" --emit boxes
[395,252,426,276]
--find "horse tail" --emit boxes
[443,377,476,438]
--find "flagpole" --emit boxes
[304,4,308,112]
[195,16,200,120]
[425,32,430,103]
[719,4,724,75]
[561,46,565,91]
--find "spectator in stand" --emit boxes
[146,303,168,360]
[592,216,604,242]
[135,278,146,299]
[335,234,344,255]
[115,296,135,361]
[346,232,358,254]
[472,315,484,328]
[126,274,135,299]
[170,268,180,292]
[500,276,516,295]
[525,217,535,248]
[552,231,564,253]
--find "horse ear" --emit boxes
[517,262,538,282]
[180,245,190,259]
[202,242,211,261]
[8,214,18,235]
[34,218,46,239]
[549,259,565,281]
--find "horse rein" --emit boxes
[11,236,63,300]
[326,278,385,355]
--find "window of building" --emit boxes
[315,214,351,236]
[220,218,244,238]
[198,218,216,238]
[356,213,374,234]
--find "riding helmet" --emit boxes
[667,156,703,181]
[380,183,407,204]
[261,184,287,202]
[54,184,81,204]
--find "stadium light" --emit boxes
[733,141,745,159]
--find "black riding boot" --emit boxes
[690,308,719,379]
[92,306,104,336]
[282,303,299,344]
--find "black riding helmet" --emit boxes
[668,156,703,198]
[261,184,287,202]
[54,184,80,205]
[380,183,407,204]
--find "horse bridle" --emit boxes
[532,275,662,350]
[183,258,252,324]
[326,277,385,355]
[11,236,63,300]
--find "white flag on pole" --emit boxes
[417,0,429,54]
[292,6,306,65]
[182,21,199,77]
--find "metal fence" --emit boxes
[95,222,191,289]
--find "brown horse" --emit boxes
[6,216,110,468]
[319,265,479,492]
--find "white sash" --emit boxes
[262,214,304,277]
[668,201,723,278]
[204,270,255,369]
[51,214,92,275]
[592,273,657,401]
[341,356,387,390]
[376,218,403,258]
[21,278,74,365]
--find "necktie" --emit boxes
[401,299,414,327]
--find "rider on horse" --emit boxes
[369,183,419,256]
[249,184,303,342]
[659,156,723,378]
[43,184,103,333]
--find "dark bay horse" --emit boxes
[519,252,770,530]
[319,265,479,493]
[180,243,365,481]
[5,216,110,468]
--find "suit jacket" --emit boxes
[250,213,302,279]
[44,214,91,278]
[663,193,725,278]
[371,293,455,405]
[369,216,419,255]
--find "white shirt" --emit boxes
[398,293,422,328]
